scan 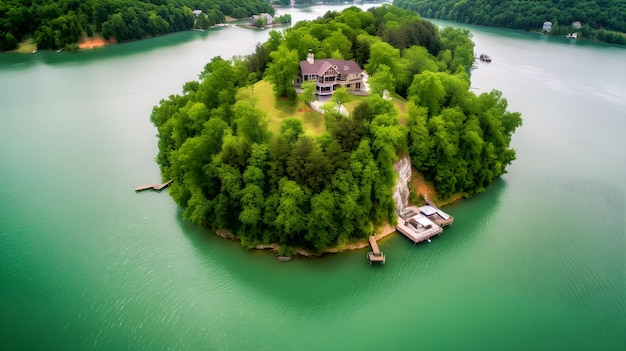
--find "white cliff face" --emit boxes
[392,155,412,213]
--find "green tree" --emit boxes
[330,86,351,112]
[265,46,300,99]
[406,102,433,170]
[274,178,308,245]
[367,64,396,96]
[3,32,17,50]
[233,97,270,144]
[365,41,401,76]
[279,118,304,144]
[305,191,337,252]
[301,80,317,108]
[408,71,446,117]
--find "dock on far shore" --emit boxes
[367,236,386,264]
[134,180,172,192]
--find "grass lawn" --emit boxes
[13,38,37,53]
[244,80,408,136]
[246,80,327,136]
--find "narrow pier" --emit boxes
[134,180,172,192]
[367,236,385,264]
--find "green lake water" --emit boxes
[1,4,624,350]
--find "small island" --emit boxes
[150,5,522,258]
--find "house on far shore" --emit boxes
[192,10,202,17]
[572,21,582,29]
[294,52,365,96]
[543,21,552,32]
[249,13,274,27]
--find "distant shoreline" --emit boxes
[9,16,245,54]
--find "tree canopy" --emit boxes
[0,0,275,51]
[395,0,626,45]
[150,5,522,254]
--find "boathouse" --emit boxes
[396,204,454,245]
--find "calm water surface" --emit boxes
[1,5,624,350]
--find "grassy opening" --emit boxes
[245,80,326,136]
[13,38,37,53]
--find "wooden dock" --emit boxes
[367,236,385,264]
[396,206,443,245]
[134,180,172,192]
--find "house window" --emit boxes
[347,84,351,88]
[356,83,360,89]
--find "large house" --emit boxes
[294,52,365,96]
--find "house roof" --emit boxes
[419,205,437,216]
[419,205,451,220]
[300,59,363,76]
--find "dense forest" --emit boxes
[150,5,522,254]
[395,0,626,45]
[0,0,274,51]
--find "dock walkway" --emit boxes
[134,180,172,192]
[367,236,385,264]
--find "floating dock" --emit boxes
[367,236,385,264]
[396,204,454,245]
[134,180,172,192]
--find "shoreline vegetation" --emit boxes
[150,5,522,259]
[394,0,626,46]
[0,0,275,52]
[214,167,457,257]
[8,14,291,53]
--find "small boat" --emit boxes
[479,53,491,62]
[277,256,292,262]
[32,48,37,54]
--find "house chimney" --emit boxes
[307,51,314,64]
